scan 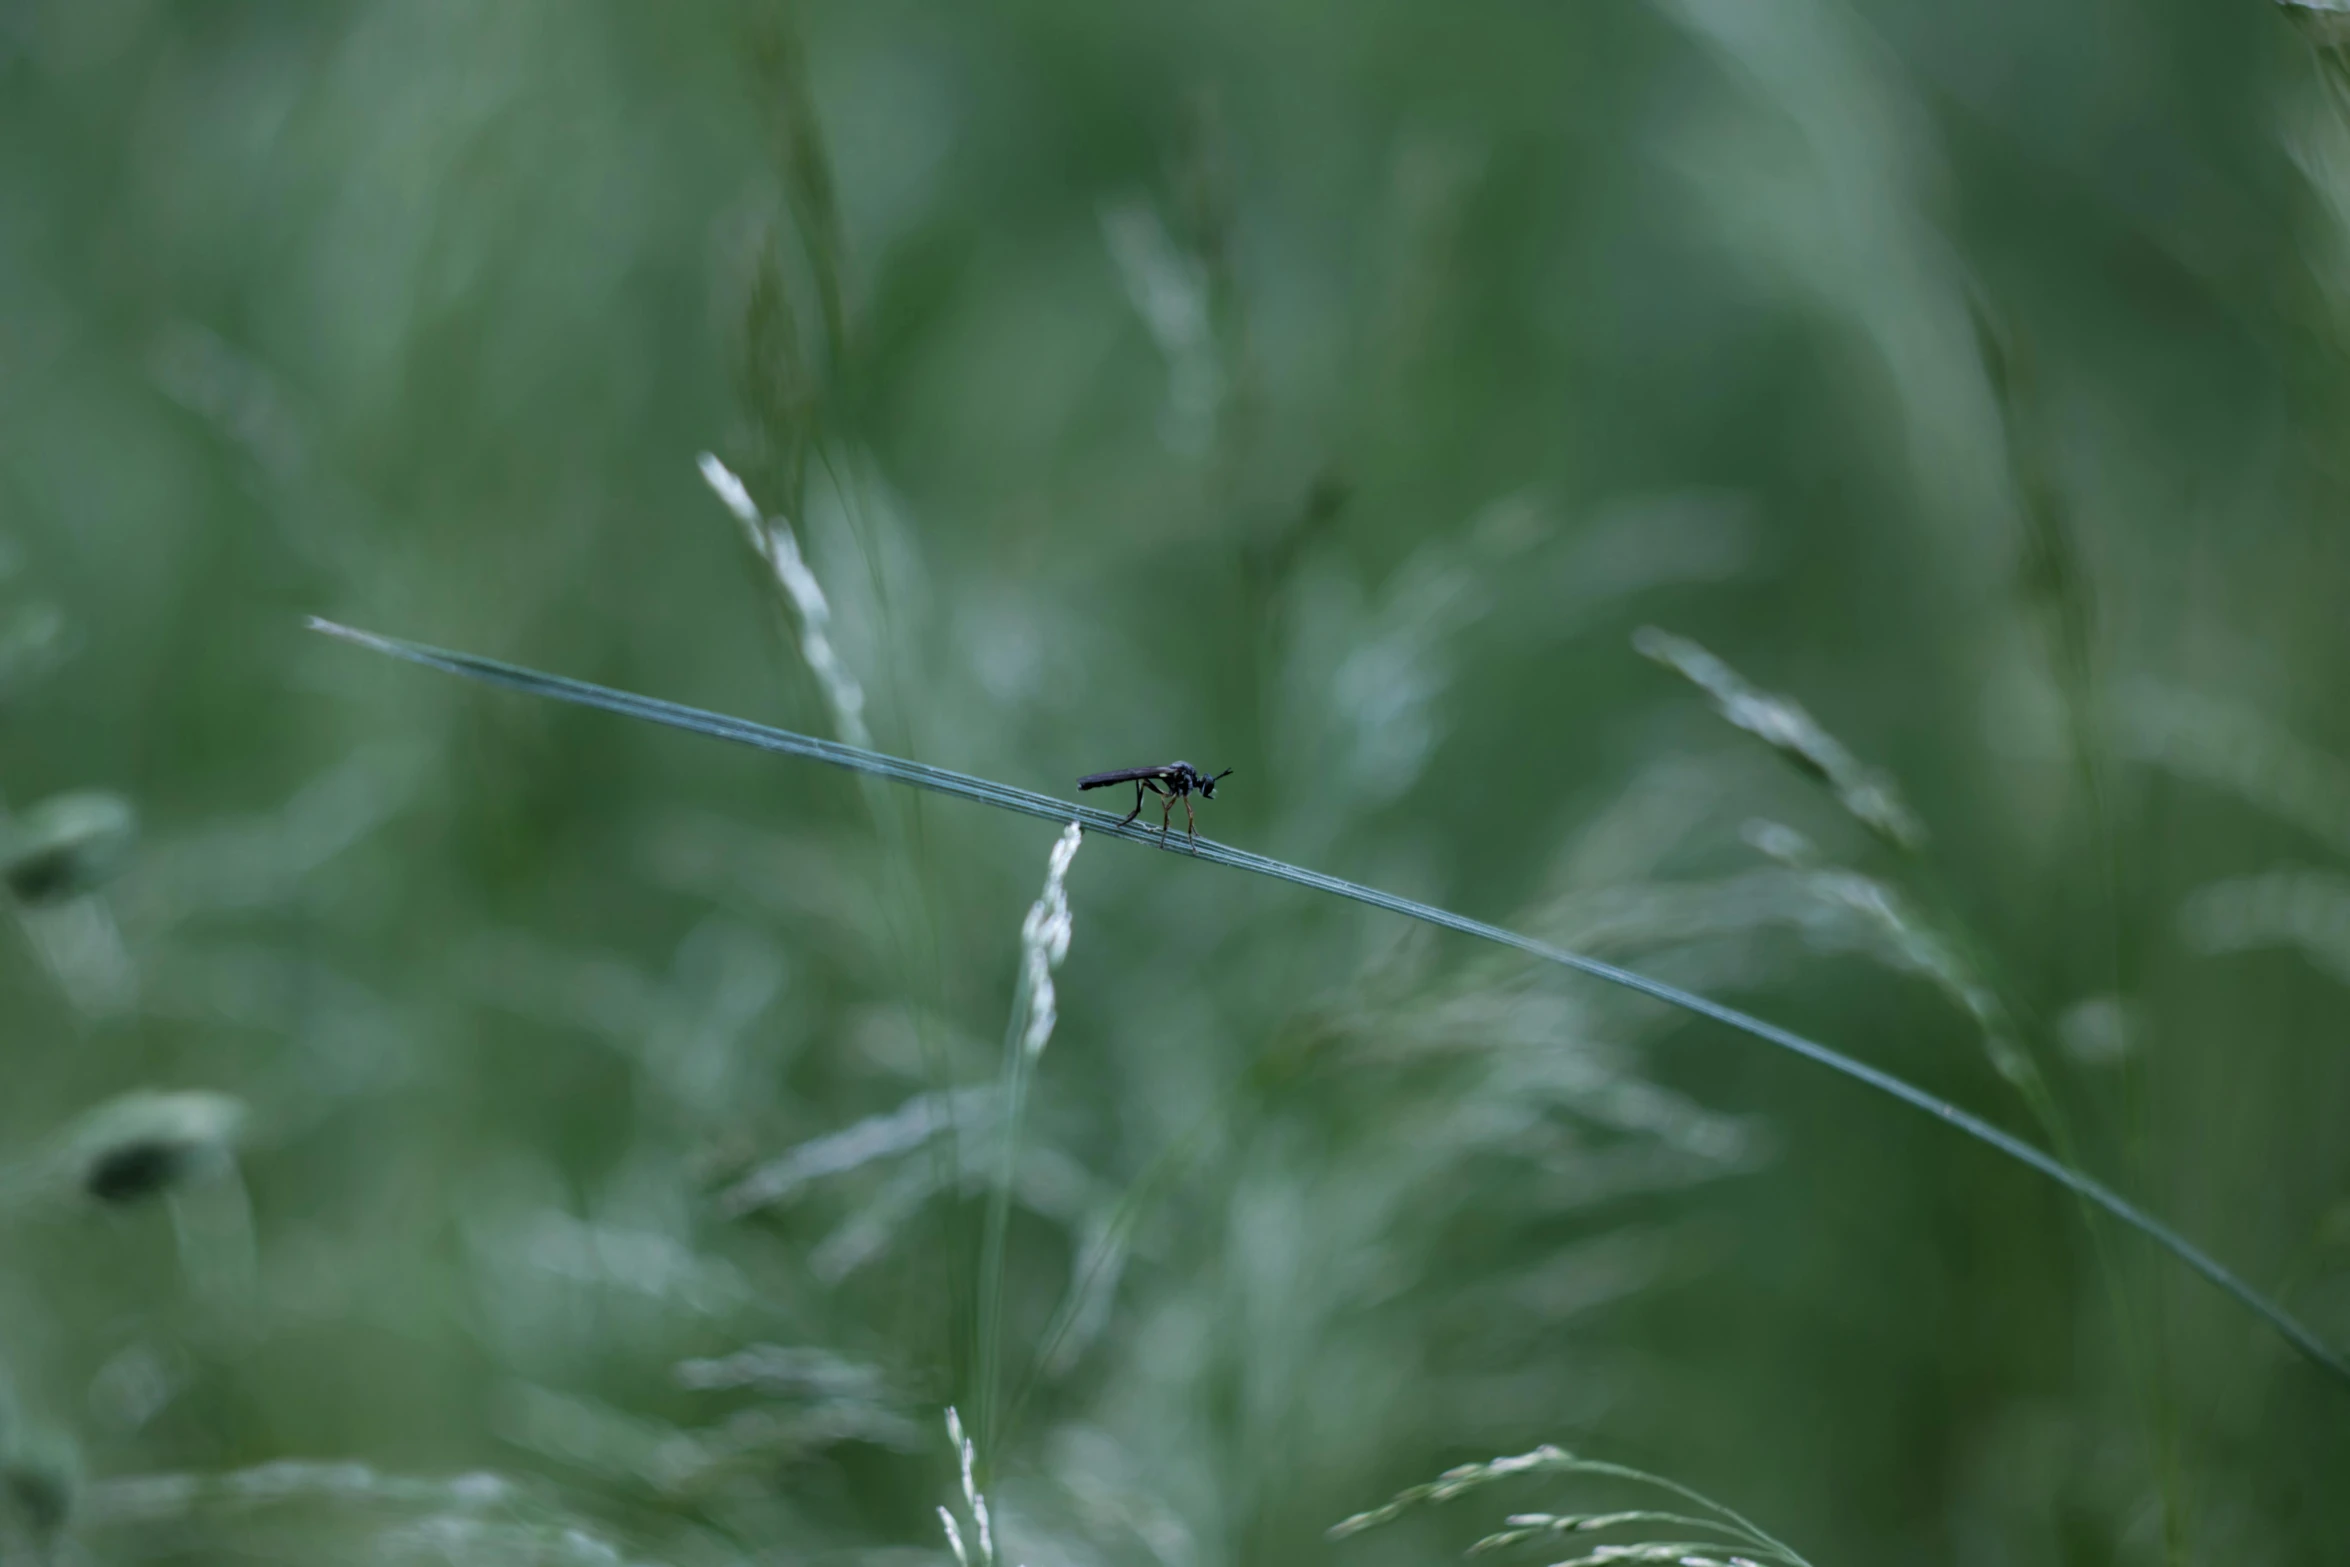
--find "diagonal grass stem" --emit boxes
[304,616,2350,1389]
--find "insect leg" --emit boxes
[1119,781,1146,827]
[1183,792,1198,848]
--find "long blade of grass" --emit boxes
[305,617,2350,1388]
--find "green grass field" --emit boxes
[4,3,2349,1562]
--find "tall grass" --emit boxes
[306,614,2350,1394]
[7,4,2350,1564]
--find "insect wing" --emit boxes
[1078,765,1175,790]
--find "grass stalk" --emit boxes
[970,958,1034,1468]
[304,616,2350,1390]
[973,823,1081,1459]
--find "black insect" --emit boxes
[1078,761,1232,846]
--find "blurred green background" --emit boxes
[5,0,2350,1561]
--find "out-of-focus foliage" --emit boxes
[3,1,2349,1563]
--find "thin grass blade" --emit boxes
[304,617,2350,1388]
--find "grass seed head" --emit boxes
[63,1091,247,1206]
[4,790,137,905]
[1,1426,78,1545]
[1634,627,1926,852]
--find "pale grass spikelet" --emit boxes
[717,1087,988,1217]
[145,322,307,486]
[948,1407,994,1564]
[78,1458,557,1566]
[697,452,870,746]
[2055,993,2135,1067]
[694,453,761,535]
[84,1461,514,1522]
[499,1210,749,1315]
[671,1345,887,1401]
[1634,626,1926,851]
[12,892,138,1017]
[2119,681,2350,860]
[1538,832,2029,1091]
[937,1406,1020,1567]
[973,824,1089,1454]
[1470,1512,1762,1556]
[1099,198,1221,453]
[1737,817,1819,867]
[1329,1444,1576,1537]
[118,741,425,934]
[946,1406,970,1490]
[1019,823,1083,1059]
[1790,866,2023,1085]
[1328,1443,1808,1567]
[1473,1511,1700,1550]
[1539,1550,1761,1567]
[2178,867,2350,989]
